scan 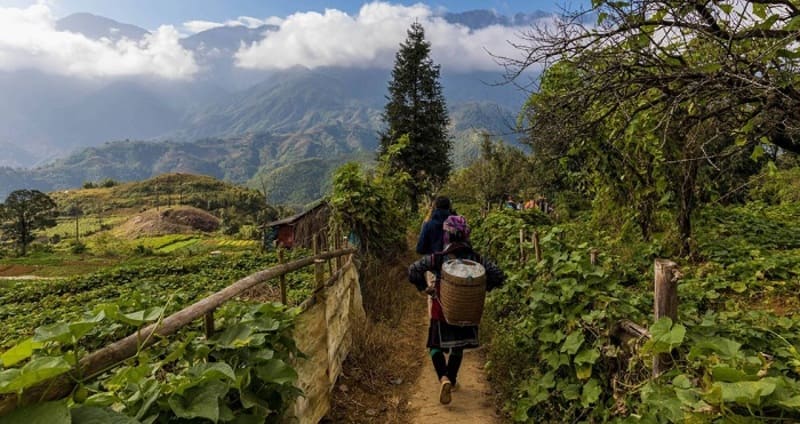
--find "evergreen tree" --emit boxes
[380,22,451,212]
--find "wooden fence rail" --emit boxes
[0,247,357,416]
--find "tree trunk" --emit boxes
[677,161,698,258]
[409,186,419,214]
[637,192,657,242]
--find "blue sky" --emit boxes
[1,0,577,28]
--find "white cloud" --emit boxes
[235,2,538,72]
[182,15,283,34]
[0,4,198,79]
[183,20,225,34]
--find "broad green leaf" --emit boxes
[66,320,103,342]
[255,359,298,385]
[83,393,118,407]
[0,356,71,394]
[168,380,229,421]
[212,323,255,349]
[33,312,103,345]
[71,406,141,424]
[1,338,43,367]
[712,366,753,383]
[192,362,237,383]
[538,329,565,343]
[0,369,21,392]
[646,318,685,354]
[561,383,581,401]
[561,331,584,355]
[576,364,592,380]
[779,395,800,408]
[672,374,692,390]
[580,378,601,407]
[33,323,73,344]
[233,415,269,424]
[688,337,742,360]
[574,348,600,365]
[119,307,164,326]
[249,317,281,332]
[0,400,70,424]
[751,145,765,162]
[716,380,776,405]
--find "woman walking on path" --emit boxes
[408,215,506,405]
[416,196,453,255]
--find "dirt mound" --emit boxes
[116,206,220,239]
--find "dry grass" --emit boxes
[328,251,427,423]
[115,206,219,239]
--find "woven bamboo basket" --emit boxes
[440,259,487,326]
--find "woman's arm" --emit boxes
[483,259,506,291]
[408,255,434,291]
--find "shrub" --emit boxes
[70,241,87,254]
[100,178,118,188]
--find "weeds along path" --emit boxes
[407,326,500,423]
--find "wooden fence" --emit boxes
[0,236,363,423]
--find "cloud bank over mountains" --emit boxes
[183,16,284,34]
[235,2,537,71]
[0,4,197,79]
[0,2,544,79]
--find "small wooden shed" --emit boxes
[267,202,331,249]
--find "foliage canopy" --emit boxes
[0,190,58,256]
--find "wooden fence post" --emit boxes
[313,235,324,291]
[533,230,542,262]
[653,259,680,377]
[590,249,599,266]
[204,310,215,339]
[278,249,287,304]
[335,230,342,270]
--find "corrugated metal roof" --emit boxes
[266,202,328,227]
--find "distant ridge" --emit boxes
[56,12,149,41]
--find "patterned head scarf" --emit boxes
[443,215,470,245]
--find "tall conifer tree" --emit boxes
[380,22,451,212]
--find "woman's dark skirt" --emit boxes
[426,319,479,349]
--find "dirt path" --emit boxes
[328,252,501,423]
[407,312,500,423]
[0,276,58,280]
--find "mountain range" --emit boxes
[0,10,537,204]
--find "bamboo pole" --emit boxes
[533,230,542,262]
[653,259,681,377]
[278,249,287,304]
[0,247,356,416]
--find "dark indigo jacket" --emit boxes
[415,209,452,255]
[408,242,506,293]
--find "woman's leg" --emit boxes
[430,348,448,380]
[446,348,464,386]
[431,348,452,404]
